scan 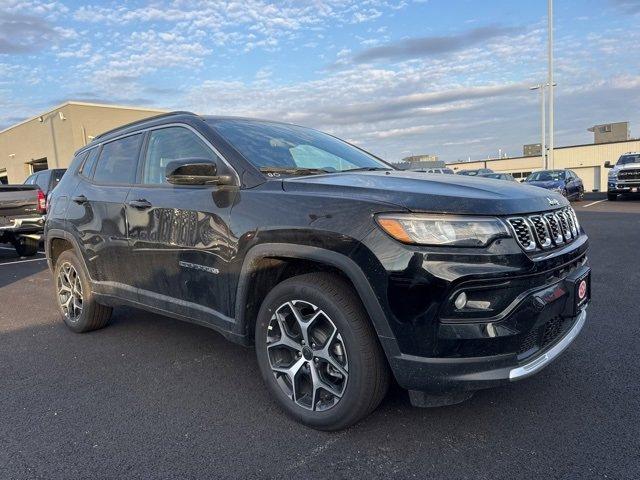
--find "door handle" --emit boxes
[72,195,88,204]
[127,199,152,210]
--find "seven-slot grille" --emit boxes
[507,207,580,252]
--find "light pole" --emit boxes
[548,0,555,169]
[530,84,547,170]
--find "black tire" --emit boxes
[14,237,38,257]
[607,193,617,201]
[255,272,390,431]
[53,250,112,333]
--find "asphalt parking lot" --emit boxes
[1,200,639,480]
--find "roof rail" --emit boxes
[94,111,198,140]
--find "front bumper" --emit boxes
[387,307,586,393]
[608,181,640,193]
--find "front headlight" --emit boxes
[608,169,618,179]
[375,214,510,247]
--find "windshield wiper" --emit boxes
[260,167,331,176]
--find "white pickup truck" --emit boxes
[0,185,45,256]
[606,152,640,201]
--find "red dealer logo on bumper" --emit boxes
[578,279,587,300]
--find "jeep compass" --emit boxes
[45,112,590,430]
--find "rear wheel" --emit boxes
[607,193,618,201]
[255,272,389,430]
[14,237,38,257]
[54,250,112,333]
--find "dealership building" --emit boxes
[448,122,640,192]
[0,102,167,184]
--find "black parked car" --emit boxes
[45,112,591,430]
[524,169,584,201]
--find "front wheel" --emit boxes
[255,273,389,430]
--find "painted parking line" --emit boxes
[0,257,47,266]
[581,199,607,208]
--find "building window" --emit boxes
[30,158,48,173]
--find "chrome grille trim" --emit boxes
[564,209,578,237]
[507,217,536,251]
[568,207,580,232]
[543,213,564,245]
[508,207,580,253]
[528,215,552,248]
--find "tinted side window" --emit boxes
[79,148,98,177]
[93,134,142,185]
[142,127,217,184]
[52,169,65,185]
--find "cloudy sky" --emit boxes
[1,0,639,162]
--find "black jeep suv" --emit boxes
[45,112,591,430]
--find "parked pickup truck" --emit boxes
[605,152,640,200]
[0,185,45,256]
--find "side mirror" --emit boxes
[604,161,613,168]
[165,158,234,186]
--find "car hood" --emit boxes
[614,162,640,172]
[525,180,564,189]
[281,170,568,215]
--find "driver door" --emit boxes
[125,125,238,320]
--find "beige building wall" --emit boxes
[0,102,167,183]
[449,139,640,192]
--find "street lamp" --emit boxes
[530,82,556,170]
[548,0,555,169]
[530,84,547,170]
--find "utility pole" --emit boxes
[548,0,554,169]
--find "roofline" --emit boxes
[0,101,169,135]
[447,138,640,166]
[94,111,197,140]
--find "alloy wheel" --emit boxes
[266,300,348,412]
[57,262,83,322]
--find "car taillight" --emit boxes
[37,189,46,214]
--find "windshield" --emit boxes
[618,154,640,165]
[209,119,391,174]
[526,170,565,182]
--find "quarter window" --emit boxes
[142,127,218,184]
[93,134,142,185]
[79,148,98,177]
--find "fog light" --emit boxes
[454,292,467,310]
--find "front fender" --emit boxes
[234,242,401,358]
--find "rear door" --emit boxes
[65,134,142,290]
[125,125,238,319]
